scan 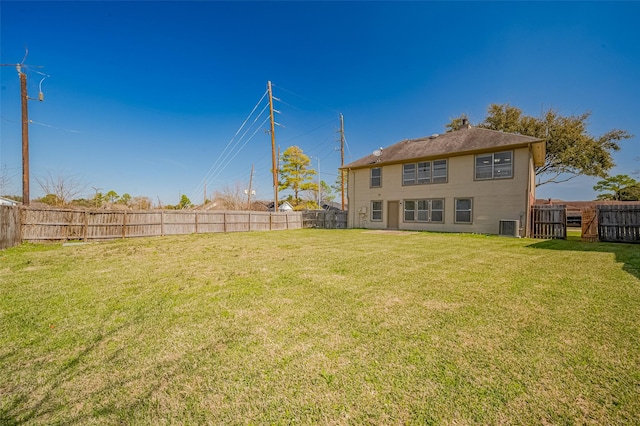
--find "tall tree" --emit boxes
[278,146,318,208]
[446,104,633,186]
[594,175,639,201]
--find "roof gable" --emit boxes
[344,127,544,169]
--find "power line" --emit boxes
[190,90,268,200]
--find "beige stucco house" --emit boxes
[342,123,545,236]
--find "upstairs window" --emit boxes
[475,151,513,180]
[370,167,382,188]
[402,160,447,185]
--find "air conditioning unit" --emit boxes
[499,220,520,237]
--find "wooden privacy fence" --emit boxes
[530,204,567,239]
[302,210,348,229]
[1,205,21,250]
[21,208,303,242]
[597,205,640,243]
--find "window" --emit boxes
[402,164,416,185]
[370,167,381,187]
[455,198,473,224]
[371,201,382,221]
[404,199,445,223]
[432,160,447,183]
[402,160,446,185]
[475,151,513,180]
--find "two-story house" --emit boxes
[342,122,545,236]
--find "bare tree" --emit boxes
[0,165,16,195]
[213,183,249,210]
[35,171,87,206]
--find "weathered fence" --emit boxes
[597,205,640,243]
[20,208,303,242]
[530,204,567,239]
[0,205,21,250]
[302,210,348,229]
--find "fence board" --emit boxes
[0,205,21,250]
[530,205,566,239]
[598,205,640,243]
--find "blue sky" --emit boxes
[1,1,639,205]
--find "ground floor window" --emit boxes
[403,199,444,222]
[371,200,382,221]
[455,198,473,223]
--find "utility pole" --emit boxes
[340,113,345,211]
[246,163,254,210]
[267,81,278,211]
[19,67,30,205]
[2,54,45,206]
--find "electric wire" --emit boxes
[190,90,268,200]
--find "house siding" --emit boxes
[347,146,534,235]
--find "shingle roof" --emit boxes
[343,127,544,169]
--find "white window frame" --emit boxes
[370,167,382,188]
[371,200,383,221]
[403,199,445,223]
[475,151,513,180]
[402,160,447,185]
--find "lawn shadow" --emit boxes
[526,237,640,280]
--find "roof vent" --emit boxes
[429,134,439,139]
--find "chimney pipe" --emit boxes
[461,117,470,129]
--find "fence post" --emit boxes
[223,212,227,233]
[122,211,127,239]
[195,211,198,234]
[84,210,89,242]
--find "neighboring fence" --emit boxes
[530,204,567,239]
[597,205,640,243]
[21,208,304,242]
[302,210,347,229]
[0,205,21,250]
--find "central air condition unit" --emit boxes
[499,220,520,237]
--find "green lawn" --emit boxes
[1,229,639,424]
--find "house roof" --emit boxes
[343,127,545,170]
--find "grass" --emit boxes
[1,229,639,424]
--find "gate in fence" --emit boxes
[302,210,348,229]
[530,205,567,239]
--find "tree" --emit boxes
[178,194,192,209]
[105,190,119,205]
[278,146,318,208]
[446,104,633,186]
[619,184,640,201]
[318,180,335,206]
[35,171,87,206]
[594,175,639,201]
[36,193,63,206]
[213,183,248,210]
[130,196,152,210]
[117,193,132,206]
